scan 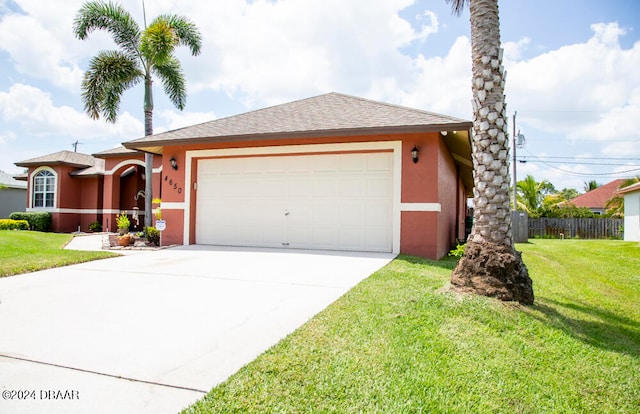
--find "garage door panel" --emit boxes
[196,152,393,252]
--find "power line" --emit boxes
[520,149,640,177]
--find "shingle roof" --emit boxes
[0,170,27,189]
[93,146,141,158]
[571,179,627,209]
[123,92,472,152]
[15,151,97,169]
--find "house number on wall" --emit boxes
[164,175,182,194]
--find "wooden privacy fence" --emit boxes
[528,218,624,239]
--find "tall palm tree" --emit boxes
[516,174,555,216]
[447,0,533,304]
[73,1,202,228]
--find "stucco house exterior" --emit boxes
[15,93,473,259]
[619,182,640,242]
[0,170,27,218]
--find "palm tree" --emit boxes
[447,0,533,304]
[583,180,599,193]
[604,177,640,218]
[73,1,201,228]
[516,175,555,216]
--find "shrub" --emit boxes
[0,219,29,230]
[9,212,52,231]
[448,242,466,258]
[88,221,102,232]
[145,226,160,246]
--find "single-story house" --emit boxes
[0,170,27,218]
[15,92,473,259]
[619,181,640,242]
[569,179,627,215]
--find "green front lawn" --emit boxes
[0,231,117,277]
[184,240,640,413]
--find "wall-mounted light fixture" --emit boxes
[411,146,419,164]
[170,157,178,171]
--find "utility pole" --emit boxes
[72,140,81,152]
[512,112,517,211]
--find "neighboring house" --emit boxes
[569,179,627,215]
[15,92,473,259]
[619,182,640,242]
[0,170,27,218]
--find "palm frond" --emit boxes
[141,17,178,65]
[73,0,141,57]
[153,14,202,56]
[81,50,143,122]
[153,57,186,110]
[445,0,469,16]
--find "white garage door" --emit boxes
[196,152,393,252]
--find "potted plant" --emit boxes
[116,211,130,235]
[115,212,132,246]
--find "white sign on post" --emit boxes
[155,220,166,231]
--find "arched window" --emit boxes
[33,170,55,208]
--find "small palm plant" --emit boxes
[116,211,130,235]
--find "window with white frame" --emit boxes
[33,170,55,208]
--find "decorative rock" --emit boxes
[489,144,500,154]
[475,77,484,89]
[480,121,490,131]
[488,128,498,137]
[498,150,507,160]
[478,90,487,102]
[491,59,499,68]
[492,175,504,186]
[494,102,503,112]
[481,55,490,64]
[490,160,502,170]
[496,118,504,127]
[487,111,498,121]
[479,107,490,117]
[484,81,494,91]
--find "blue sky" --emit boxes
[1,0,639,192]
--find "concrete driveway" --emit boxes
[0,240,394,413]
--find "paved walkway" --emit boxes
[1,236,394,413]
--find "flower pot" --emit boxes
[117,235,132,246]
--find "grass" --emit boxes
[184,240,640,414]
[0,230,118,277]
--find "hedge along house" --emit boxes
[122,93,473,259]
[15,148,161,233]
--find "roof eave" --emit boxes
[122,122,473,153]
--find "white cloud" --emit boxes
[184,0,432,107]
[0,83,142,139]
[0,2,86,91]
[0,130,16,145]
[157,109,217,133]
[505,22,640,144]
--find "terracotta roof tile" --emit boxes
[571,179,627,209]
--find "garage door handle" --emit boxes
[284,210,290,216]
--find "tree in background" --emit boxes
[73,1,201,229]
[604,177,640,218]
[583,180,600,193]
[516,174,555,217]
[447,0,533,305]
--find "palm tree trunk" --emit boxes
[450,0,533,304]
[144,75,153,229]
